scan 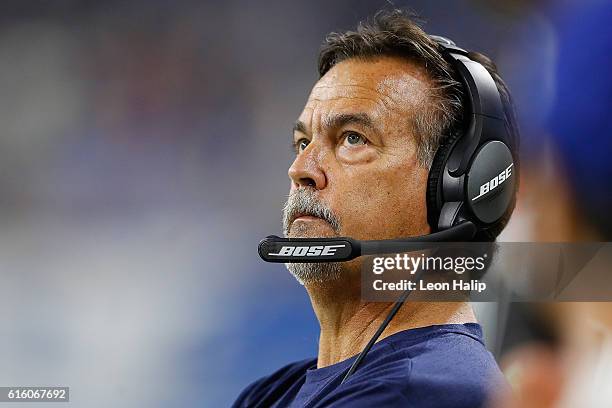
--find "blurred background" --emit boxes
[0,0,610,407]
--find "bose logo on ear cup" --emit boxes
[472,163,514,203]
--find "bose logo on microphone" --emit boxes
[269,245,346,257]
[472,163,514,202]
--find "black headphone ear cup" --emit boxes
[426,133,461,232]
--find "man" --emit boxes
[234,9,517,408]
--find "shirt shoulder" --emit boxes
[232,358,315,408]
[333,325,505,408]
[411,325,502,377]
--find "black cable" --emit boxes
[340,268,425,384]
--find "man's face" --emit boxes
[286,56,432,244]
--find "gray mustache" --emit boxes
[282,188,341,236]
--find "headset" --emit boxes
[257,36,518,382]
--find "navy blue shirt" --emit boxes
[233,323,506,408]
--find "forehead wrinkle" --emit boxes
[301,58,431,139]
[310,81,425,131]
[306,95,393,116]
[311,83,397,110]
[309,83,398,114]
[317,57,430,115]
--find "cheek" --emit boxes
[331,163,430,239]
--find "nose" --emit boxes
[288,143,327,190]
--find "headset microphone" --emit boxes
[258,221,476,263]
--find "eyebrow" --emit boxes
[293,120,307,135]
[292,113,375,137]
[324,112,375,131]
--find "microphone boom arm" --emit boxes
[258,221,477,263]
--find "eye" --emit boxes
[342,131,367,147]
[295,138,310,153]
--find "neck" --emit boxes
[305,275,477,368]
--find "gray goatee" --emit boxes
[282,188,343,284]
